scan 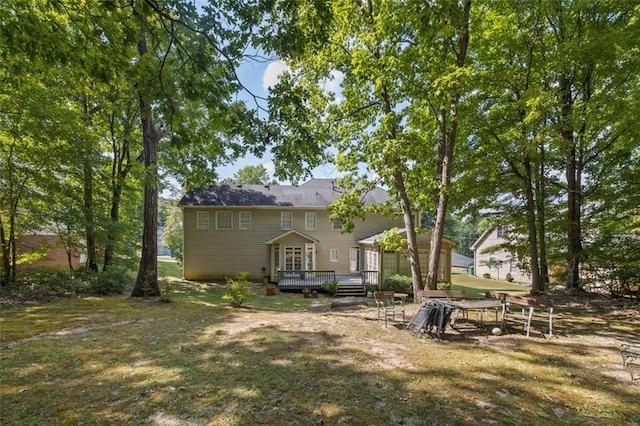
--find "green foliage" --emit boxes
[159,280,176,303]
[0,267,131,299]
[321,280,338,296]
[436,282,451,290]
[483,273,491,279]
[222,165,276,185]
[383,274,412,294]
[506,273,514,282]
[162,203,183,264]
[364,282,377,294]
[74,267,131,295]
[222,272,251,307]
[582,234,640,297]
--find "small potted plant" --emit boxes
[265,283,276,296]
[302,287,311,298]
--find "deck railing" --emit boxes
[277,270,337,289]
[361,270,380,287]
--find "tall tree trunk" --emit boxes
[104,132,132,269]
[536,143,549,284]
[131,27,160,297]
[378,80,422,295]
[425,0,470,290]
[0,217,10,286]
[560,76,582,290]
[103,184,121,270]
[9,213,16,283]
[426,106,453,290]
[393,170,422,296]
[524,157,544,293]
[83,159,98,272]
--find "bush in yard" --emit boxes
[321,280,338,295]
[2,266,130,299]
[159,280,176,303]
[383,274,412,294]
[75,266,130,295]
[483,273,491,279]
[506,273,514,282]
[364,282,377,295]
[222,272,251,307]
[436,281,451,290]
[5,269,74,299]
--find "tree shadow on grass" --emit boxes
[2,291,639,425]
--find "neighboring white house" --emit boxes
[470,226,532,284]
[157,226,171,256]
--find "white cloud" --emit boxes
[321,70,344,99]
[262,61,290,91]
[263,161,275,177]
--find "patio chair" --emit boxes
[374,291,405,328]
[621,344,640,381]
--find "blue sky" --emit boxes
[215,58,344,184]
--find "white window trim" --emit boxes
[281,212,292,230]
[332,220,342,230]
[239,211,251,230]
[284,246,303,270]
[330,248,339,263]
[305,212,317,230]
[196,211,209,230]
[216,211,232,230]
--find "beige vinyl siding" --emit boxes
[182,206,404,281]
[473,228,532,284]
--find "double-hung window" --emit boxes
[305,212,317,230]
[330,248,339,262]
[281,212,292,230]
[196,212,209,230]
[216,212,232,230]
[239,212,251,230]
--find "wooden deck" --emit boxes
[277,271,363,291]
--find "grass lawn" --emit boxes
[1,266,638,425]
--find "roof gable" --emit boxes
[470,229,493,251]
[264,229,319,244]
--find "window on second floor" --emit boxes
[216,211,232,230]
[332,220,342,230]
[305,212,317,230]
[196,211,209,230]
[497,225,508,238]
[239,212,251,230]
[281,212,292,230]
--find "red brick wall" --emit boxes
[15,235,81,269]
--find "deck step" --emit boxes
[336,282,365,297]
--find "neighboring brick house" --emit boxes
[14,234,81,270]
[178,179,454,285]
[471,226,532,284]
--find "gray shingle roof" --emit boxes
[178,179,392,207]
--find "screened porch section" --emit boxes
[361,246,449,288]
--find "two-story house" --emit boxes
[470,226,532,284]
[178,179,455,288]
